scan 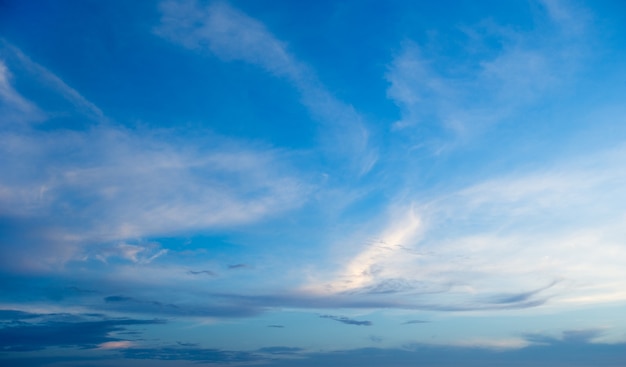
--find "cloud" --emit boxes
[257,346,302,354]
[487,281,559,305]
[304,204,424,295]
[156,0,377,174]
[524,328,605,345]
[97,341,134,350]
[402,320,429,325]
[122,346,259,363]
[99,292,260,318]
[0,125,307,241]
[87,243,168,265]
[0,310,165,351]
[101,295,183,314]
[104,296,134,303]
[0,52,310,271]
[300,142,626,313]
[0,58,43,123]
[156,1,301,79]
[4,340,626,367]
[261,341,626,367]
[319,314,372,326]
[385,0,590,147]
[176,341,199,347]
[0,309,42,321]
[188,270,218,276]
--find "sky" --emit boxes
[1,0,626,366]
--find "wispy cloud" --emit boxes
[385,0,590,149]
[97,341,134,350]
[1,41,106,121]
[0,59,43,123]
[402,320,429,325]
[0,310,164,352]
[524,328,605,345]
[0,55,310,271]
[319,314,372,326]
[122,346,260,363]
[257,346,301,354]
[156,0,377,174]
[302,144,626,312]
[87,242,168,265]
[97,291,261,318]
[188,270,218,276]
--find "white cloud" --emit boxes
[385,0,589,148]
[157,1,301,79]
[89,242,169,264]
[0,52,310,271]
[540,0,590,35]
[156,0,377,174]
[309,146,626,311]
[306,203,425,295]
[1,42,105,122]
[443,337,532,350]
[0,125,309,245]
[0,60,44,123]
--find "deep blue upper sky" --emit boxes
[1,0,626,366]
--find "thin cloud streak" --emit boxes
[0,310,165,352]
[6,43,105,121]
[0,57,310,270]
[385,0,590,149]
[320,314,372,326]
[0,59,43,123]
[305,145,626,312]
[156,0,377,174]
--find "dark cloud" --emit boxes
[524,329,605,345]
[402,320,429,325]
[105,295,134,303]
[562,329,604,343]
[351,278,444,295]
[103,295,179,310]
[228,263,247,269]
[101,294,259,318]
[0,312,165,351]
[319,314,372,326]
[2,330,625,367]
[122,346,259,363]
[0,310,41,321]
[257,346,302,354]
[209,290,550,313]
[267,324,284,328]
[188,270,218,276]
[176,341,199,347]
[262,342,626,367]
[489,281,558,305]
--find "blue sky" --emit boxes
[1,0,626,366]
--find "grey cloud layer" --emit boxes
[0,311,164,352]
